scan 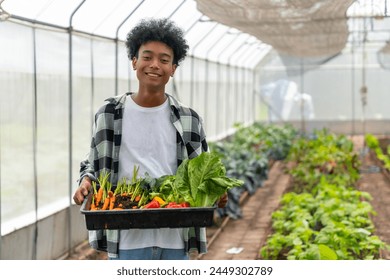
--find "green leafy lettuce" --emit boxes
[173,152,244,207]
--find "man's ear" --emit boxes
[171,64,177,77]
[132,57,137,70]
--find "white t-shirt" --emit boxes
[118,95,184,250]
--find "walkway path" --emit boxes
[198,161,291,260]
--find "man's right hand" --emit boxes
[73,176,92,205]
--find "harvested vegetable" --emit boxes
[152,196,166,206]
[165,202,189,208]
[108,191,115,210]
[173,152,244,207]
[143,200,160,209]
[90,171,112,210]
[95,187,103,207]
[101,197,110,210]
[87,152,243,210]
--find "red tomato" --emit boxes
[166,202,183,208]
[180,202,190,208]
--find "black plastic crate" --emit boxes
[80,192,215,229]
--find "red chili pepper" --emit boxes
[144,200,160,209]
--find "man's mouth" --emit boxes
[146,72,161,77]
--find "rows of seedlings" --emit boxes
[260,129,390,260]
[209,122,297,220]
[365,133,390,181]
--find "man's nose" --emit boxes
[150,58,160,68]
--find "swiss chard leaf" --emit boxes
[174,152,244,207]
[174,159,195,205]
[187,152,226,199]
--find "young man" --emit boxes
[72,18,227,260]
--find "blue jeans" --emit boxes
[109,247,189,260]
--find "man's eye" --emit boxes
[143,56,151,60]
[161,59,169,63]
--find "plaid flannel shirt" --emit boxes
[80,92,208,258]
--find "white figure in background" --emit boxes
[281,81,315,120]
[280,81,297,120]
[295,92,315,120]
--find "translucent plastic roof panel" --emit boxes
[2,0,269,67]
[3,0,190,38]
[2,0,82,25]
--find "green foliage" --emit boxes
[232,122,298,161]
[261,130,389,260]
[173,152,244,207]
[209,122,297,195]
[287,129,360,193]
[365,133,390,170]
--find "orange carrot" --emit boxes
[101,197,110,210]
[90,202,97,210]
[109,195,116,210]
[96,187,103,206]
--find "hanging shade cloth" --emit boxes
[195,0,355,57]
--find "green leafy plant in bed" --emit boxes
[208,123,298,219]
[210,122,298,192]
[260,130,389,260]
[287,129,360,193]
[365,133,390,170]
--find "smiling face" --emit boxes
[132,41,177,94]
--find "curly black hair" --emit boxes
[125,18,189,66]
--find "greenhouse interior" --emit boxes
[1,0,390,260]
